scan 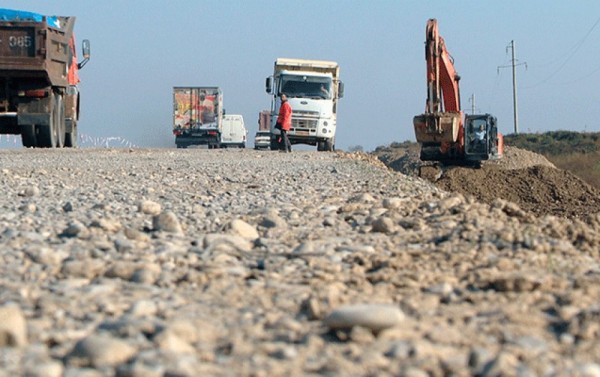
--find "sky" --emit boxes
[2,1,600,151]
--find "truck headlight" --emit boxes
[323,121,328,126]
[322,128,327,134]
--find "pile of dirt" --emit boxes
[372,145,600,222]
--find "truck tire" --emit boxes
[54,93,66,148]
[65,121,78,148]
[21,124,37,148]
[270,139,279,150]
[325,139,334,152]
[37,92,65,148]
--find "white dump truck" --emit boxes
[265,58,344,151]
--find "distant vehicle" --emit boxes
[254,131,270,150]
[254,110,270,150]
[172,86,223,149]
[0,8,91,148]
[265,58,344,151]
[220,114,246,148]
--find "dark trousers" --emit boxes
[280,130,291,152]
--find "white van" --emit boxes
[220,114,247,148]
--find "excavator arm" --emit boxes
[414,19,464,161]
[414,18,502,163]
[424,19,461,114]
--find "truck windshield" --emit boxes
[279,75,332,99]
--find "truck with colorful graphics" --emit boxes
[0,8,90,147]
[265,58,344,151]
[172,86,223,149]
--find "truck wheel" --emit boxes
[325,139,334,152]
[317,141,325,151]
[54,93,66,148]
[37,92,64,148]
[65,121,78,148]
[270,139,279,150]
[21,124,37,148]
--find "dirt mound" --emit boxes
[373,145,600,221]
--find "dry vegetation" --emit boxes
[504,131,600,189]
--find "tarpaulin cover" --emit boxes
[0,8,61,28]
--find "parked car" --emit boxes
[254,131,271,150]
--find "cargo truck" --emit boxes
[265,58,344,151]
[254,110,270,150]
[0,8,90,148]
[172,86,223,149]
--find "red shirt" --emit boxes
[277,101,292,131]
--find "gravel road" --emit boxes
[1,148,599,376]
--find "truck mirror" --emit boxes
[78,39,91,69]
[338,82,344,99]
[82,39,91,59]
[265,77,272,94]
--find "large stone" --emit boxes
[153,212,183,234]
[139,200,162,216]
[323,304,405,332]
[0,304,27,347]
[67,333,137,367]
[227,219,259,240]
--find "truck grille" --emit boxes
[292,110,319,130]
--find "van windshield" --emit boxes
[279,74,332,99]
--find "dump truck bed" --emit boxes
[0,9,75,87]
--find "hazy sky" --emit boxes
[3,1,600,150]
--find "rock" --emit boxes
[323,304,405,333]
[0,304,27,347]
[128,300,158,317]
[226,219,259,240]
[153,212,183,234]
[154,330,195,354]
[61,221,90,238]
[139,200,162,216]
[203,234,252,252]
[371,216,395,233]
[67,333,137,367]
[90,218,122,233]
[259,213,286,229]
[130,264,161,284]
[20,186,40,197]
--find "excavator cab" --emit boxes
[464,114,502,161]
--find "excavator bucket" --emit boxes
[413,112,460,144]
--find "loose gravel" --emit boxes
[0,148,599,376]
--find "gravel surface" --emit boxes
[1,148,600,376]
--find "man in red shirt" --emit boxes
[276,94,292,152]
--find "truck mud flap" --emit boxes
[18,113,51,126]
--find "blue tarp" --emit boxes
[0,8,61,28]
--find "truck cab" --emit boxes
[266,58,343,152]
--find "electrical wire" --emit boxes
[525,15,600,89]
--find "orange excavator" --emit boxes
[413,18,503,164]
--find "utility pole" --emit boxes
[469,93,476,115]
[498,40,526,134]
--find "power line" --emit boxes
[525,15,600,89]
